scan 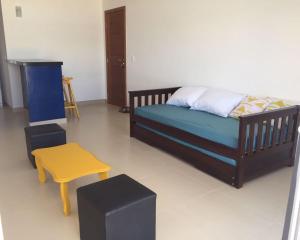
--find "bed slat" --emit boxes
[137,96,142,107]
[248,124,255,155]
[256,121,263,151]
[158,94,162,104]
[151,95,155,105]
[286,114,294,142]
[264,119,272,148]
[272,118,279,147]
[145,95,149,106]
[279,116,287,144]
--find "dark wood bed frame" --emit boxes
[129,87,300,188]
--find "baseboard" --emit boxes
[4,99,107,110]
[77,99,106,106]
[29,118,67,126]
[11,107,26,112]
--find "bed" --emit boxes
[129,87,300,188]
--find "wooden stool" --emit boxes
[32,143,111,216]
[63,76,80,119]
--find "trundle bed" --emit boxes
[129,87,300,188]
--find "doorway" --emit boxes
[105,6,126,107]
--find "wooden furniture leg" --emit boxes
[68,83,80,119]
[63,85,70,104]
[99,172,109,180]
[36,157,47,183]
[63,76,80,119]
[60,182,71,216]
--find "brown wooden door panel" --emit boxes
[105,7,126,107]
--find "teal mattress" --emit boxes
[135,104,239,166]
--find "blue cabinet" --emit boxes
[12,60,66,124]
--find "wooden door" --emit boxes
[105,7,126,107]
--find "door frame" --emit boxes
[104,6,127,107]
[0,0,8,106]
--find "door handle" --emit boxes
[121,61,126,68]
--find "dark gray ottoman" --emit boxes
[77,174,156,240]
[24,124,66,168]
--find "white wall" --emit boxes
[1,0,106,108]
[6,63,22,107]
[104,0,300,102]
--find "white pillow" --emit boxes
[166,86,208,107]
[190,88,245,117]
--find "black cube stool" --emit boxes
[24,124,66,168]
[77,174,156,240]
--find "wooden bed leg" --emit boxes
[235,157,245,189]
[129,95,135,137]
[287,156,295,167]
[234,172,244,189]
[130,121,135,137]
[235,179,244,189]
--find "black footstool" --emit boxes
[24,124,66,168]
[77,174,157,240]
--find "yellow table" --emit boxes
[32,143,111,216]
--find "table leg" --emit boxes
[60,182,71,216]
[99,172,109,180]
[36,157,47,183]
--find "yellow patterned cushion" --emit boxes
[230,96,271,118]
[265,99,293,111]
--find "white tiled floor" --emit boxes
[0,103,292,240]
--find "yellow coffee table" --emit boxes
[32,143,111,216]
